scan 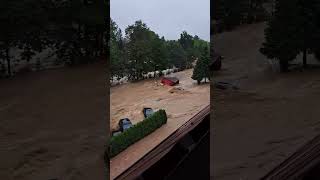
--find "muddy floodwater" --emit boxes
[109,68,209,179]
[110,69,210,131]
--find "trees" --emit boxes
[260,0,300,72]
[260,0,320,71]
[124,20,155,80]
[150,36,168,75]
[212,0,268,32]
[109,19,209,83]
[193,36,210,60]
[178,31,195,69]
[52,0,107,65]
[192,46,210,84]
[110,19,125,81]
[0,0,107,78]
[295,0,320,67]
[167,40,187,70]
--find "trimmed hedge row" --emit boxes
[109,109,167,158]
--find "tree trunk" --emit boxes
[197,80,200,85]
[5,47,11,77]
[303,48,307,68]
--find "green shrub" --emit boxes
[109,109,167,158]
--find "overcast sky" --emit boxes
[110,0,210,41]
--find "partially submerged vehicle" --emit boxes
[111,118,133,137]
[119,118,133,132]
[143,108,154,118]
[111,130,122,137]
[161,77,179,86]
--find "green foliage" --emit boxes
[167,40,187,70]
[193,36,210,60]
[192,46,210,84]
[110,19,125,81]
[109,109,167,158]
[0,0,107,77]
[150,36,169,73]
[124,20,156,80]
[260,0,320,71]
[179,31,196,68]
[109,19,208,82]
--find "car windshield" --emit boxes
[122,119,130,125]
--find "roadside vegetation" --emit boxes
[0,0,108,78]
[108,109,167,158]
[213,0,320,73]
[260,0,320,72]
[110,19,209,83]
[192,46,210,84]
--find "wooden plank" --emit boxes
[261,134,320,180]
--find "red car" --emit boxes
[161,77,179,86]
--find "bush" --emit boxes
[109,109,167,158]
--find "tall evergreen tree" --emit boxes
[260,0,300,72]
[192,46,210,84]
[261,0,320,71]
[295,0,320,67]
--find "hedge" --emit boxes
[109,109,167,158]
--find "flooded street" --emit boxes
[110,69,210,131]
[212,22,320,179]
[109,68,209,179]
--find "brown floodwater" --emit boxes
[109,68,210,179]
[110,69,210,131]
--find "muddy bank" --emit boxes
[212,22,320,179]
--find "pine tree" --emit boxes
[260,0,300,72]
[295,0,320,67]
[261,0,320,71]
[192,46,210,84]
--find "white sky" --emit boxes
[110,0,210,41]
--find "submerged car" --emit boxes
[143,108,154,118]
[118,118,133,132]
[111,130,122,137]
